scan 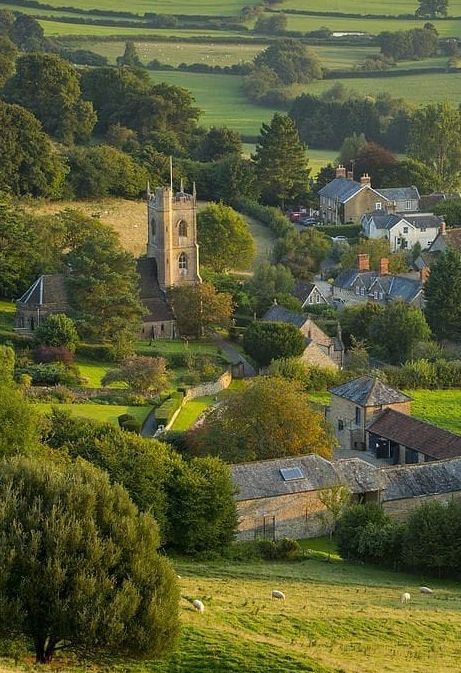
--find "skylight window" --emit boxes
[280,467,304,481]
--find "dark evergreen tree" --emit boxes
[253,113,310,206]
[9,14,45,51]
[425,247,461,340]
[416,0,448,17]
[0,36,17,87]
[116,40,142,68]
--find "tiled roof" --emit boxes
[378,186,420,202]
[444,228,461,251]
[330,376,411,407]
[262,305,307,328]
[367,212,404,230]
[17,274,70,311]
[367,408,461,460]
[292,280,316,302]
[318,177,363,202]
[396,213,443,230]
[334,269,422,303]
[231,454,380,501]
[382,457,461,500]
[137,257,175,323]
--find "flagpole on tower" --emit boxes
[169,156,173,190]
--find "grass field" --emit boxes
[0,300,15,329]
[136,338,221,358]
[406,389,461,434]
[33,402,151,425]
[29,0,257,15]
[280,0,461,14]
[171,394,214,430]
[3,550,461,673]
[38,20,251,37]
[76,360,126,388]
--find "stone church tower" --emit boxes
[147,184,201,290]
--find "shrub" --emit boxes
[0,345,14,383]
[154,392,184,427]
[118,413,135,428]
[257,537,301,561]
[15,363,81,386]
[34,314,79,353]
[33,345,74,365]
[232,198,294,237]
[75,342,116,362]
[53,385,77,403]
[243,321,305,368]
[335,504,390,561]
[121,419,141,434]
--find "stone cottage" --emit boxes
[361,211,442,252]
[16,274,71,333]
[327,376,412,451]
[262,304,344,369]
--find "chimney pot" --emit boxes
[357,253,370,272]
[336,165,346,179]
[347,170,354,180]
[360,173,371,186]
[379,257,389,276]
[420,267,430,284]
[440,221,447,235]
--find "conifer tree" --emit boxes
[117,41,142,68]
[425,247,461,340]
[252,113,310,207]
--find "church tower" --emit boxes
[147,183,201,291]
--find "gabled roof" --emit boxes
[334,269,376,291]
[382,457,461,501]
[367,408,461,460]
[137,257,175,322]
[262,305,307,328]
[430,228,461,253]
[318,177,363,203]
[330,376,411,407]
[292,280,322,303]
[366,212,406,231]
[231,454,380,501]
[395,212,443,230]
[377,186,420,203]
[17,274,70,311]
[368,275,422,303]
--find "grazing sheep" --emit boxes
[400,592,411,604]
[192,599,205,613]
[272,590,286,600]
[420,586,434,594]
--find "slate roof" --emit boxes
[334,269,422,303]
[137,257,175,323]
[377,186,420,203]
[334,269,375,291]
[367,212,403,231]
[430,228,461,253]
[292,280,316,302]
[329,376,411,407]
[395,213,443,230]
[262,305,307,328]
[382,458,461,501]
[367,408,461,460]
[17,274,70,311]
[231,455,380,501]
[318,177,363,203]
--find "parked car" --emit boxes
[331,235,349,243]
[299,217,319,227]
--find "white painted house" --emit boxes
[361,211,443,252]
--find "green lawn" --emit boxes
[0,300,15,329]
[76,360,127,388]
[4,551,461,673]
[136,339,221,357]
[38,20,252,37]
[33,402,151,425]
[170,394,214,430]
[406,389,461,434]
[280,0,461,15]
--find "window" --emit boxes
[338,420,344,431]
[375,202,382,210]
[360,287,365,296]
[373,291,378,299]
[355,286,360,295]
[403,226,408,233]
[355,407,361,425]
[316,293,321,304]
[280,467,304,481]
[379,292,384,300]
[178,220,187,238]
[150,216,156,238]
[178,252,188,272]
[420,226,426,232]
[405,200,412,210]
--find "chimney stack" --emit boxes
[347,170,354,180]
[440,221,447,235]
[379,257,389,276]
[360,173,371,186]
[336,165,346,179]
[357,253,370,272]
[420,267,430,284]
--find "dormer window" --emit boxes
[375,202,382,210]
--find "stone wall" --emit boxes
[184,369,232,402]
[383,491,461,520]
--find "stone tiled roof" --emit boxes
[377,186,420,202]
[330,376,411,407]
[382,457,461,500]
[137,257,174,322]
[262,305,307,328]
[367,408,461,460]
[231,455,380,501]
[318,177,363,203]
[443,228,461,251]
[17,274,70,311]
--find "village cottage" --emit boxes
[361,212,443,252]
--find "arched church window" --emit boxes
[178,220,188,238]
[178,252,188,272]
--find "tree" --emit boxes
[335,504,390,561]
[0,346,14,383]
[243,321,306,367]
[197,126,242,162]
[0,102,67,198]
[340,239,408,274]
[253,113,310,206]
[369,300,431,363]
[416,0,448,17]
[249,262,294,314]
[0,455,179,664]
[9,14,45,51]
[338,133,368,166]
[0,36,17,87]
[339,302,384,349]
[434,198,461,227]
[197,203,255,272]
[34,314,79,353]
[0,385,41,457]
[116,41,142,67]
[5,53,96,143]
[254,13,287,34]
[318,485,352,538]
[166,456,237,554]
[0,9,15,36]
[103,355,169,394]
[409,102,461,191]
[254,40,322,85]
[187,376,335,463]
[273,228,331,279]
[168,282,233,337]
[425,247,461,340]
[353,142,399,186]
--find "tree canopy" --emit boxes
[369,300,431,364]
[243,320,306,367]
[187,376,335,463]
[0,455,179,664]
[34,314,79,352]
[102,355,169,393]
[425,247,461,341]
[197,202,255,272]
[254,40,322,85]
[168,282,233,337]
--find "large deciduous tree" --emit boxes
[197,202,255,272]
[425,247,461,340]
[0,35,17,87]
[197,126,242,162]
[369,300,431,363]
[168,282,233,337]
[253,113,310,206]
[187,376,335,463]
[254,39,322,85]
[102,355,169,393]
[5,53,96,143]
[409,101,461,191]
[416,0,448,17]
[0,455,179,664]
[243,320,306,367]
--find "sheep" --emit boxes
[272,590,286,601]
[192,599,205,613]
[400,592,411,604]
[420,586,434,595]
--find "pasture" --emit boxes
[3,550,461,673]
[31,0,257,16]
[38,20,250,37]
[408,389,461,434]
[279,0,461,14]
